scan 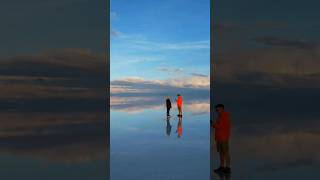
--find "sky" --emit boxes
[110,0,210,87]
[0,0,319,179]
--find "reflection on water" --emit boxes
[0,50,109,179]
[166,116,172,136]
[176,116,183,138]
[164,115,184,138]
[110,96,210,180]
[0,103,108,179]
[215,174,231,180]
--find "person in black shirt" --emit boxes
[166,97,172,116]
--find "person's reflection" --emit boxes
[176,115,183,138]
[216,173,231,180]
[166,116,172,136]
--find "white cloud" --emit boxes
[168,76,210,88]
[111,55,161,65]
[130,39,210,51]
[110,85,152,94]
[114,32,209,51]
[110,11,117,20]
[185,102,210,115]
[111,75,209,90]
[157,67,184,73]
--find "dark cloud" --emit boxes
[1,49,105,76]
[0,49,108,164]
[253,36,317,50]
[213,82,320,123]
[0,49,107,99]
[215,21,288,34]
[213,45,320,88]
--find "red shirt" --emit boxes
[213,111,231,141]
[176,96,183,107]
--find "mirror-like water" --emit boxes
[110,97,210,180]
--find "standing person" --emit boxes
[166,97,172,116]
[176,94,183,116]
[212,104,232,175]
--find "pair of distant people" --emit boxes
[165,94,183,138]
[165,94,183,117]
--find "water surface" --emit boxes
[111,96,210,180]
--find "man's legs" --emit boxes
[222,142,231,174]
[178,106,182,115]
[217,142,225,167]
[215,141,231,174]
[220,151,225,167]
[225,150,231,168]
[214,142,224,173]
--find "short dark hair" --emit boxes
[215,104,224,109]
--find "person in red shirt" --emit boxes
[176,94,183,116]
[212,104,231,175]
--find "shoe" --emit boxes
[222,167,231,175]
[214,167,224,174]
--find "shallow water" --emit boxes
[0,99,108,180]
[110,100,210,180]
[0,156,107,180]
[212,134,320,180]
[211,124,320,180]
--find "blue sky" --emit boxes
[110,0,210,81]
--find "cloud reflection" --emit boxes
[0,49,108,164]
[111,96,209,115]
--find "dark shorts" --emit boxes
[216,141,229,153]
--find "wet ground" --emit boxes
[110,98,210,180]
